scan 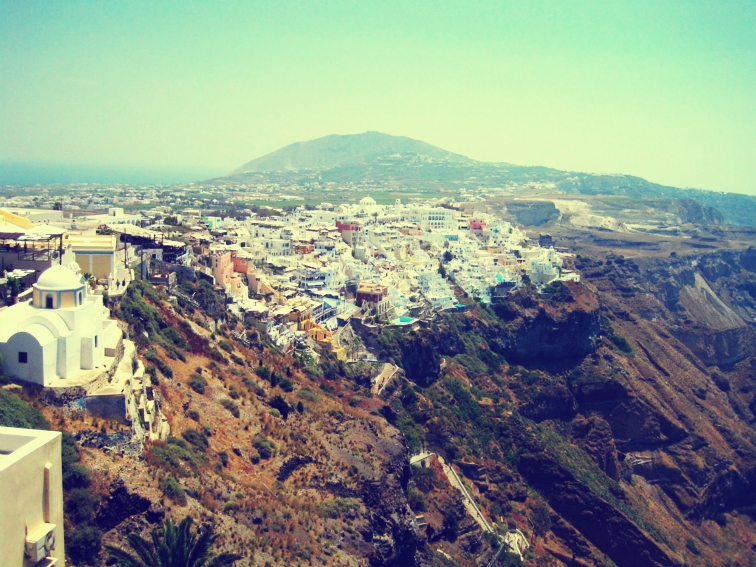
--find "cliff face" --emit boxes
[518,452,675,567]
[578,250,756,368]
[491,282,601,362]
[358,427,427,567]
[360,254,756,567]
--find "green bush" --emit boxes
[144,349,173,378]
[63,463,91,490]
[146,437,205,476]
[167,346,186,362]
[611,333,634,354]
[498,551,523,566]
[686,538,701,556]
[407,485,427,512]
[268,395,291,419]
[221,398,240,418]
[208,348,225,362]
[67,525,103,565]
[182,428,209,453]
[297,388,319,402]
[256,366,272,381]
[188,373,207,394]
[531,500,552,536]
[315,498,361,519]
[219,339,234,353]
[65,488,99,523]
[252,433,275,459]
[118,280,163,347]
[145,365,159,385]
[160,476,187,505]
[0,389,50,429]
[161,327,188,349]
[411,465,438,493]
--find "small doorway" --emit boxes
[45,295,54,309]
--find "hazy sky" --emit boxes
[1,1,755,193]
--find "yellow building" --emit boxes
[0,427,66,566]
[66,234,119,281]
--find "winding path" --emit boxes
[372,363,398,395]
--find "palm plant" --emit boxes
[105,516,242,567]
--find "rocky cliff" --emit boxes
[491,282,601,363]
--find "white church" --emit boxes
[0,265,122,386]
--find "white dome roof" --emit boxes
[35,265,85,291]
[360,196,376,205]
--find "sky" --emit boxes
[1,1,755,193]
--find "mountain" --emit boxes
[231,131,470,174]
[226,132,756,227]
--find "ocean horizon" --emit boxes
[0,161,225,185]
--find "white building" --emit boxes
[0,265,122,386]
[81,207,142,226]
[0,426,66,566]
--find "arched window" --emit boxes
[45,295,54,309]
[78,291,83,305]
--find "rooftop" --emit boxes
[0,426,61,471]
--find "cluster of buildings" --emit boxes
[0,195,576,367]
[182,197,578,352]
[0,207,170,457]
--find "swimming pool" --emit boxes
[390,316,417,325]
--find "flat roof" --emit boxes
[0,426,60,471]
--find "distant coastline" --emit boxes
[0,161,224,185]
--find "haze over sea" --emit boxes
[0,161,224,185]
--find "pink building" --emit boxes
[212,252,248,300]
[231,253,255,277]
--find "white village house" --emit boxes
[0,264,121,386]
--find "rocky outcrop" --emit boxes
[518,452,676,567]
[694,465,756,520]
[277,455,314,482]
[503,201,560,226]
[492,282,601,363]
[354,321,464,387]
[606,397,688,452]
[571,416,620,481]
[359,441,428,567]
[632,454,700,512]
[396,332,442,387]
[671,325,756,367]
[95,479,152,533]
[673,199,724,225]
[520,383,579,422]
